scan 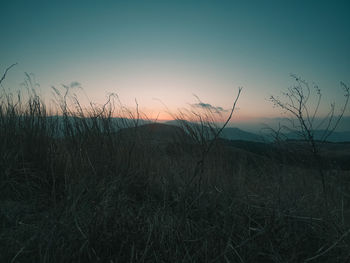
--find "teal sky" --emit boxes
[1,0,350,120]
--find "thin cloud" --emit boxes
[70,81,81,88]
[192,102,227,113]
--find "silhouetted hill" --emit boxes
[117,123,192,144]
[284,130,350,142]
[46,116,151,137]
[50,116,350,142]
[164,119,189,126]
[220,127,265,142]
[165,120,265,142]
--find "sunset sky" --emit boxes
[1,0,350,121]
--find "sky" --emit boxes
[1,0,350,122]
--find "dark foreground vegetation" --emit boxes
[1,72,350,262]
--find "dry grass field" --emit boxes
[1,86,350,263]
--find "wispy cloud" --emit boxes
[70,81,81,88]
[192,102,227,113]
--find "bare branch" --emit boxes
[0,63,17,86]
[202,87,242,159]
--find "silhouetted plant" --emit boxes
[172,88,242,191]
[270,75,349,204]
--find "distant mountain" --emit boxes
[48,115,150,126]
[284,130,350,142]
[48,116,350,142]
[237,116,350,133]
[323,131,350,142]
[219,127,266,142]
[46,115,151,137]
[165,120,266,142]
[164,119,195,127]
